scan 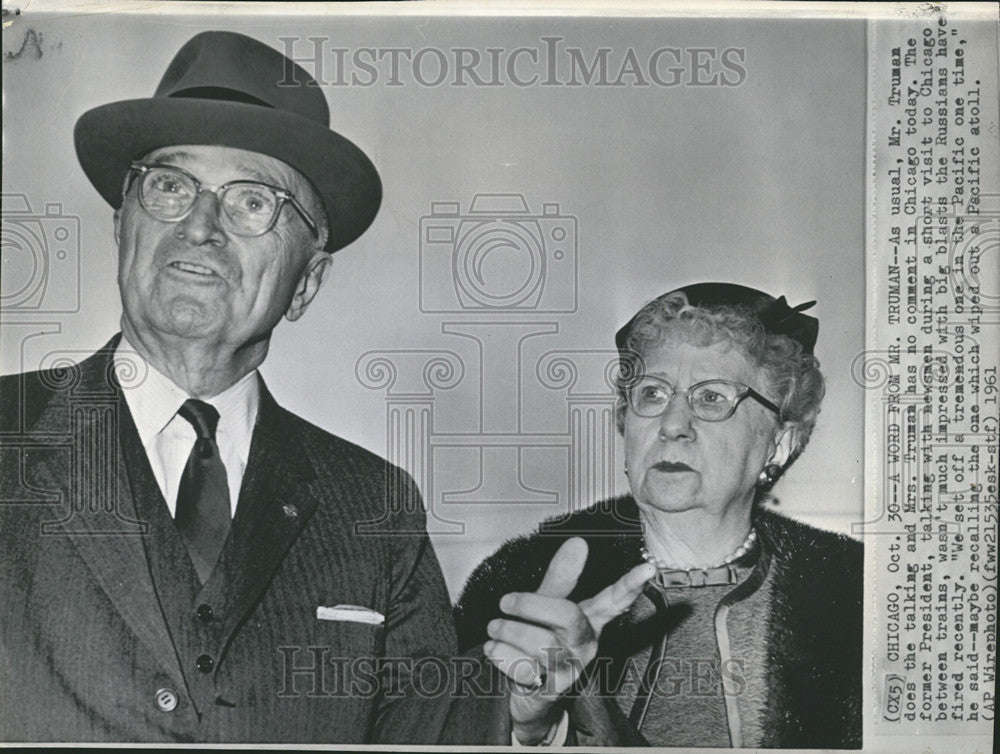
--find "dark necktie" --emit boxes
[175,399,231,584]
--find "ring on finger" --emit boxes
[519,668,546,691]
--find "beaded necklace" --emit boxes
[640,527,758,571]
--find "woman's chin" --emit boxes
[632,474,701,511]
[634,489,702,515]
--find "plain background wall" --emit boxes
[2,8,865,598]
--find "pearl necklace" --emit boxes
[640,528,758,571]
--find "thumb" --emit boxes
[535,537,588,598]
[581,561,656,634]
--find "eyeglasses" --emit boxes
[125,162,320,240]
[625,375,781,422]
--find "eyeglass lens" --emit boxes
[629,377,743,421]
[138,166,282,237]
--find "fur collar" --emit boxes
[454,495,863,748]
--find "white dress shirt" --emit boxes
[114,338,259,517]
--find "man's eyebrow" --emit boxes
[148,149,194,165]
[144,153,289,189]
[235,162,281,185]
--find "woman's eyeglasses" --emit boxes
[626,375,780,422]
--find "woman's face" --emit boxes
[624,336,795,519]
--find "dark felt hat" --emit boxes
[74,31,381,253]
[615,282,819,354]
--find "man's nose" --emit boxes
[658,392,696,441]
[175,190,227,247]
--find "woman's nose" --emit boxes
[658,393,696,441]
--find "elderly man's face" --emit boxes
[114,144,328,350]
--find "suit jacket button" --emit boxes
[196,603,214,623]
[196,654,215,673]
[154,688,178,712]
[282,504,298,518]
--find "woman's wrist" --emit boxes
[511,698,567,745]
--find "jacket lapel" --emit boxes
[26,339,186,687]
[216,382,319,645]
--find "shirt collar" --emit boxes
[114,336,260,464]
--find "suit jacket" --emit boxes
[0,337,458,743]
[454,496,863,748]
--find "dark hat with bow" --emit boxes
[74,31,381,253]
[615,282,819,354]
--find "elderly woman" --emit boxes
[454,282,862,748]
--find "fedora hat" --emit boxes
[74,30,381,253]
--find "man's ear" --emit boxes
[285,251,332,322]
[767,423,798,469]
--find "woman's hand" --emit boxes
[484,537,655,744]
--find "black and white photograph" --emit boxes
[1,0,995,749]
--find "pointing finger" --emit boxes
[536,537,588,599]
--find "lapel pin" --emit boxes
[282,503,299,518]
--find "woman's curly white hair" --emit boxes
[615,291,826,477]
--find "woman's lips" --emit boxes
[652,461,694,472]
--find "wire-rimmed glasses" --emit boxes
[125,162,319,240]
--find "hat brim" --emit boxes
[74,98,381,252]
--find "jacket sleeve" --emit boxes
[368,476,459,744]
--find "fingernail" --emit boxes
[487,619,500,636]
[499,595,512,611]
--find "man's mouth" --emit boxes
[169,261,216,277]
[652,461,694,473]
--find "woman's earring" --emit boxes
[758,463,780,485]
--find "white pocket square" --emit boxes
[316,604,385,625]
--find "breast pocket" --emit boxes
[312,607,386,658]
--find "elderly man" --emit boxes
[0,31,456,743]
